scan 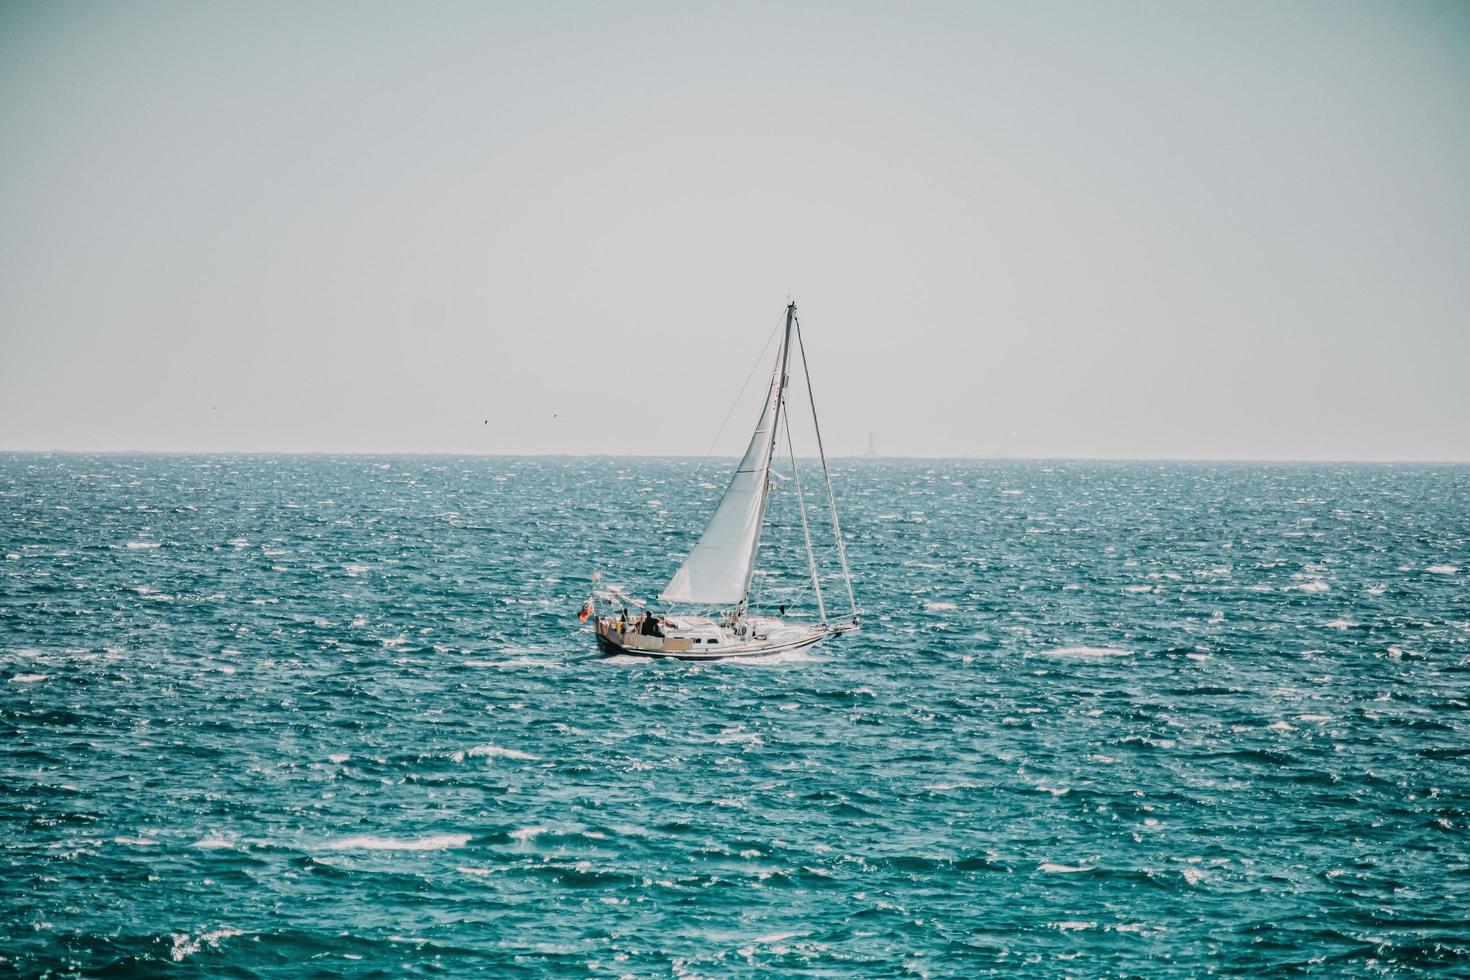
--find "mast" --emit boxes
[737,301,795,616]
[794,315,858,622]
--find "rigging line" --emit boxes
[794,315,859,619]
[768,547,830,604]
[770,539,840,602]
[783,395,827,624]
[691,315,784,485]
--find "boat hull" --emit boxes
[595,626,831,661]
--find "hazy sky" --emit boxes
[2,1,1467,459]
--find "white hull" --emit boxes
[595,616,853,661]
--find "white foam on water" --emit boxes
[171,928,244,962]
[924,601,957,611]
[328,753,349,764]
[729,648,824,666]
[456,866,494,877]
[1268,720,1295,732]
[114,836,158,846]
[1324,620,1357,630]
[1298,713,1331,722]
[191,836,235,849]
[494,657,561,669]
[510,825,549,842]
[1035,647,1131,659]
[456,744,538,763]
[1291,580,1330,593]
[714,730,763,746]
[10,673,47,683]
[125,541,160,550]
[1427,564,1459,575]
[1052,921,1098,932]
[1181,867,1207,886]
[751,931,802,944]
[1124,584,1153,593]
[1039,862,1092,873]
[326,833,470,852]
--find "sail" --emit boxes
[659,318,791,606]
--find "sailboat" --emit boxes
[585,301,858,660]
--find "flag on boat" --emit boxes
[577,599,593,623]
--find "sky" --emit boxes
[2,0,1467,460]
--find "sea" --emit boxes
[2,454,1467,977]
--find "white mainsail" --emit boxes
[658,315,792,606]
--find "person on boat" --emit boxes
[640,613,664,638]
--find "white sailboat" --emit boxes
[585,301,858,660]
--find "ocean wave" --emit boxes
[714,729,763,746]
[325,833,470,852]
[190,835,236,849]
[489,657,562,669]
[456,865,495,877]
[171,928,244,962]
[509,826,550,843]
[453,745,538,763]
[1034,646,1131,658]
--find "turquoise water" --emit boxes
[3,454,1468,976]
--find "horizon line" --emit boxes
[3,448,1468,465]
